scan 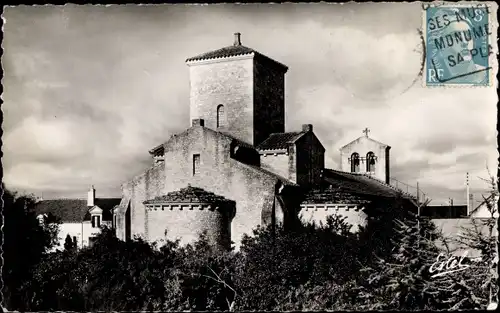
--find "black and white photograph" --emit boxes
[1,2,498,311]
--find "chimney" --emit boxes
[192,118,205,127]
[302,124,313,132]
[233,32,241,46]
[88,185,95,207]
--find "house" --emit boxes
[429,194,498,257]
[34,186,120,249]
[432,218,498,258]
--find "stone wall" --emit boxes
[162,125,280,249]
[295,130,325,187]
[188,55,287,147]
[146,202,235,249]
[188,56,255,145]
[253,58,286,146]
[114,198,130,241]
[121,162,165,239]
[260,153,290,180]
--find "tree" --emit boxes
[1,185,60,310]
[162,231,239,311]
[354,200,448,310]
[354,185,499,311]
[64,234,76,252]
[233,214,359,311]
[24,226,179,311]
[437,174,499,310]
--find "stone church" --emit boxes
[112,33,418,249]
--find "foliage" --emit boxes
[355,215,446,310]
[437,175,499,310]
[355,182,499,311]
[163,232,239,311]
[21,227,238,311]
[64,234,77,252]
[25,226,169,311]
[3,185,498,311]
[1,185,60,310]
[233,214,359,310]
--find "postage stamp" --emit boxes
[424,3,493,86]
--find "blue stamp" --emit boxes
[424,4,493,86]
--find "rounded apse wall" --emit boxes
[146,202,235,250]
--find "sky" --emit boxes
[2,3,498,205]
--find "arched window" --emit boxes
[193,154,200,176]
[366,152,376,172]
[217,105,225,128]
[350,152,360,173]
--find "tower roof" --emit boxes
[186,43,256,62]
[185,32,288,72]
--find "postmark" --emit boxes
[424,3,494,86]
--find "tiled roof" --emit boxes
[298,168,419,206]
[185,43,288,72]
[322,169,417,201]
[144,185,235,205]
[149,143,164,156]
[34,199,88,222]
[302,187,372,205]
[34,198,121,222]
[256,132,306,151]
[186,44,256,62]
[421,205,468,218]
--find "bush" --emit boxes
[6,190,497,311]
[1,186,60,310]
[233,215,359,310]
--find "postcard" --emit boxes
[1,2,498,311]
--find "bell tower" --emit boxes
[339,129,391,184]
[186,33,288,146]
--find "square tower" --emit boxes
[186,33,288,146]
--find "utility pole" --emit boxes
[417,182,421,255]
[466,172,470,216]
[417,182,420,204]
